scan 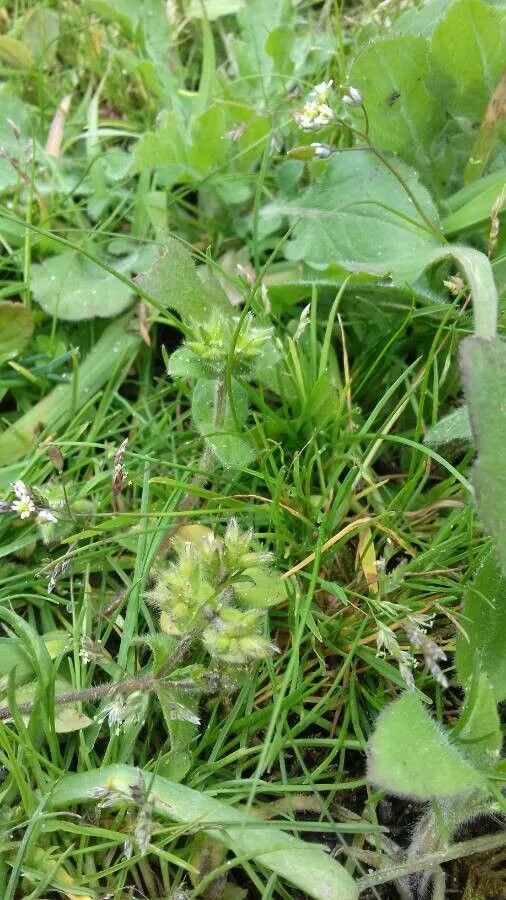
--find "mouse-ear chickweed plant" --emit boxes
[4,2,506,898]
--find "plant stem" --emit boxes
[0,674,198,722]
[157,375,226,557]
[356,830,506,891]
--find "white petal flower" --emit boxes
[12,497,36,520]
[311,80,333,104]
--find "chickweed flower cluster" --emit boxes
[185,312,273,377]
[0,480,58,526]
[147,520,282,667]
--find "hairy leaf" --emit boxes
[424,406,472,444]
[368,693,486,799]
[137,238,230,323]
[456,550,506,701]
[461,336,506,570]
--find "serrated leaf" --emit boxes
[460,336,506,571]
[348,36,444,168]
[31,247,156,321]
[265,153,443,282]
[424,406,472,444]
[429,0,506,120]
[0,302,33,367]
[456,550,506,701]
[137,238,230,323]
[367,693,486,799]
[393,0,455,37]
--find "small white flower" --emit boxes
[311,80,333,104]
[12,497,36,520]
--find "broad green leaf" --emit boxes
[0,313,141,464]
[234,0,290,92]
[85,0,140,36]
[207,433,256,468]
[22,7,60,64]
[460,337,506,571]
[0,90,34,192]
[456,550,506,701]
[0,632,69,684]
[424,406,472,444]
[0,36,33,68]
[31,246,155,321]
[265,153,443,282]
[191,378,249,434]
[429,0,506,119]
[443,168,506,234]
[192,379,256,467]
[454,671,502,763]
[51,765,359,900]
[235,567,287,608]
[0,302,33,367]
[168,347,219,380]
[367,693,486,799]
[131,106,188,180]
[188,0,245,18]
[393,0,455,37]
[348,36,443,168]
[137,238,230,323]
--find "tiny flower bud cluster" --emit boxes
[147,520,279,666]
[186,312,273,377]
[295,80,335,132]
